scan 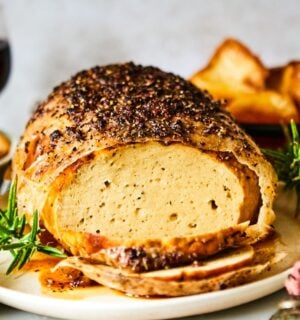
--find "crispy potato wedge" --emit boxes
[190,38,300,124]
[190,38,268,99]
[227,91,299,124]
[266,62,300,106]
[0,131,10,159]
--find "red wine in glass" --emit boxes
[0,39,10,92]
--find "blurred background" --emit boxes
[1,0,300,137]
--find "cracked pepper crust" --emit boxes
[13,63,277,271]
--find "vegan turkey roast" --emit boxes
[12,63,277,294]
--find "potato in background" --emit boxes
[190,38,300,124]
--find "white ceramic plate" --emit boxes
[0,267,291,320]
[0,194,299,320]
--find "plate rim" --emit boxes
[0,267,291,320]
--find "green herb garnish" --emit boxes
[0,179,66,274]
[262,120,300,217]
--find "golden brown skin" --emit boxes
[13,63,277,271]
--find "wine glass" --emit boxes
[0,2,11,192]
[0,2,11,93]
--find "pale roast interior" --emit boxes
[55,142,260,239]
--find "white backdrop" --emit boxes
[1,0,300,137]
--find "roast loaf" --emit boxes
[13,63,277,271]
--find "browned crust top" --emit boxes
[28,62,253,151]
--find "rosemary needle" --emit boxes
[0,179,66,274]
[262,120,300,217]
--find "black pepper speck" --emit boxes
[50,129,62,142]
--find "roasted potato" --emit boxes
[0,131,10,159]
[266,62,300,106]
[190,38,300,124]
[226,91,299,124]
[190,38,267,100]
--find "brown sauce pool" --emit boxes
[20,252,119,299]
[19,230,118,299]
[22,254,97,290]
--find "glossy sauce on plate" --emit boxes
[19,230,114,299]
[20,252,118,299]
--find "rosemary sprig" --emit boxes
[0,180,66,274]
[262,120,300,217]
